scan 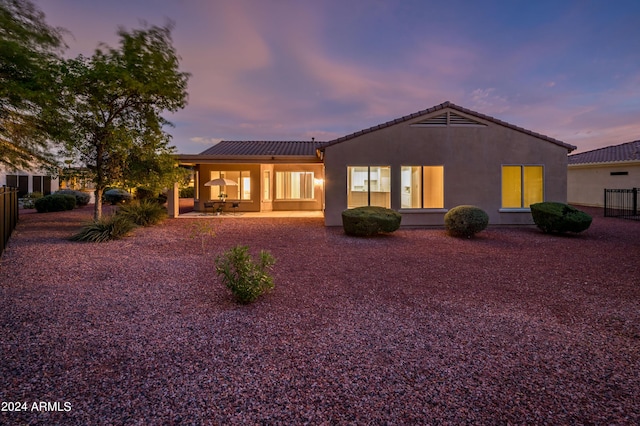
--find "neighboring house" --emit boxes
[0,163,59,198]
[177,140,325,214]
[568,140,640,207]
[177,101,576,226]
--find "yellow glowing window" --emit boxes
[502,165,543,208]
[401,166,444,208]
[275,171,314,200]
[347,166,391,208]
[210,170,251,200]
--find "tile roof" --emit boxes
[568,140,640,165]
[199,140,325,157]
[320,101,576,152]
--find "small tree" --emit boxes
[60,23,189,220]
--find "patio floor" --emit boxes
[177,210,324,219]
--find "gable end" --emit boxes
[411,111,487,127]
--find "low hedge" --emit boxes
[34,194,76,213]
[342,206,402,236]
[103,188,132,205]
[55,189,90,206]
[444,205,489,238]
[530,202,592,233]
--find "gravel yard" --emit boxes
[1,205,639,425]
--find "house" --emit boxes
[176,101,576,226]
[568,140,640,207]
[0,162,59,198]
[177,140,325,215]
[320,102,576,226]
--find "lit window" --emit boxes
[502,165,543,208]
[210,171,251,200]
[401,166,444,208]
[275,171,314,200]
[347,166,391,208]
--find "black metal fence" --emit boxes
[1,186,19,256]
[604,188,639,220]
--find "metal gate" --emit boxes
[604,188,639,220]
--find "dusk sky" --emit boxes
[37,0,640,154]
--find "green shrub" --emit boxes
[34,194,76,213]
[341,206,402,236]
[180,186,195,198]
[117,199,167,226]
[70,215,136,242]
[21,192,43,209]
[55,189,90,206]
[215,245,276,304]
[134,187,155,200]
[444,205,489,237]
[156,193,168,205]
[103,188,132,205]
[530,202,592,234]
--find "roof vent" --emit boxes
[412,111,486,127]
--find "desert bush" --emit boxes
[117,199,167,226]
[55,189,90,206]
[134,187,155,200]
[180,186,195,198]
[444,205,489,237]
[530,202,592,234]
[21,192,43,209]
[34,194,76,213]
[103,188,132,205]
[70,215,136,242]
[215,245,276,304]
[342,206,402,236]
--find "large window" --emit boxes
[347,166,391,208]
[275,171,314,200]
[210,171,251,200]
[502,165,543,208]
[401,166,444,209]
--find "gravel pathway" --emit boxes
[1,206,639,425]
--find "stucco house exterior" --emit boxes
[177,140,325,214]
[320,102,576,226]
[176,101,576,226]
[568,140,640,207]
[0,162,58,198]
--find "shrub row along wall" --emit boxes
[1,186,19,256]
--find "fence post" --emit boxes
[1,185,20,257]
[634,188,638,216]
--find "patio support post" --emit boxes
[167,182,179,218]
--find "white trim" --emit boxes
[499,208,531,213]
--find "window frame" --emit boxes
[275,171,315,200]
[500,164,545,211]
[400,165,445,210]
[209,170,251,200]
[347,165,391,208]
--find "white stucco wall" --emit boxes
[568,162,640,207]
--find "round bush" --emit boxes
[444,205,489,238]
[34,194,76,213]
[530,202,592,233]
[342,206,402,237]
[55,189,90,206]
[103,188,132,205]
